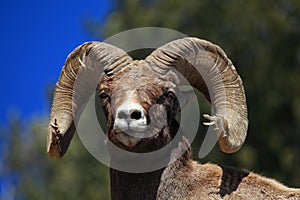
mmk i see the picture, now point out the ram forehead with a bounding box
[100,61,180,96]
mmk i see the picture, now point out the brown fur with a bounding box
[157,156,300,200]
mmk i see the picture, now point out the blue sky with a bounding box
[0,0,112,126]
[0,1,112,198]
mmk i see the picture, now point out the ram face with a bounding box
[98,61,181,153]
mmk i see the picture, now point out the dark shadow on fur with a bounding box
[219,166,250,197]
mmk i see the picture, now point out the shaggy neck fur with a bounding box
[109,138,192,200]
[110,168,164,200]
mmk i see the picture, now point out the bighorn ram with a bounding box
[47,37,300,199]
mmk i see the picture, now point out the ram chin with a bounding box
[114,131,142,147]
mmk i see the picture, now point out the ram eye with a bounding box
[99,92,110,100]
[166,91,176,99]
[157,91,176,104]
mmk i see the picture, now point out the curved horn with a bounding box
[47,42,132,159]
[146,37,248,153]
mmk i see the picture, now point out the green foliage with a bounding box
[4,118,110,199]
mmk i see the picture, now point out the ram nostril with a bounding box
[117,111,127,119]
[130,110,142,120]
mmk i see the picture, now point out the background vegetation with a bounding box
[3,0,300,199]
